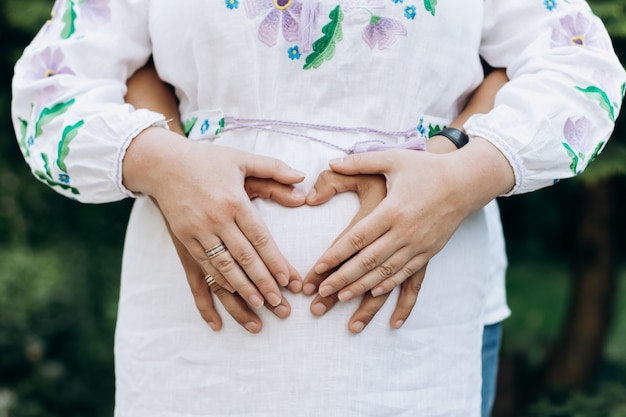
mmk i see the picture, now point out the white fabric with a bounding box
[11,0,624,415]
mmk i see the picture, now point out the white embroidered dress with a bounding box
[11,0,624,415]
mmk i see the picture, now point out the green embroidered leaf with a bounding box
[621,82,626,99]
[575,85,615,122]
[18,118,30,157]
[428,124,444,138]
[303,6,344,70]
[424,0,437,16]
[182,117,198,137]
[215,118,225,136]
[562,142,579,174]
[588,141,605,166]
[35,98,76,138]
[60,0,77,39]
[41,152,53,180]
[34,170,80,194]
[57,120,84,172]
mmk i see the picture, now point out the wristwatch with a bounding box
[434,127,469,149]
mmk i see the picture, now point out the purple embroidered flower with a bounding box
[563,116,594,154]
[404,5,416,19]
[288,45,301,59]
[244,0,303,47]
[26,47,75,81]
[362,16,407,50]
[77,0,111,27]
[551,12,610,50]
[544,0,556,10]
[226,0,240,9]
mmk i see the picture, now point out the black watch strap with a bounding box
[434,127,469,149]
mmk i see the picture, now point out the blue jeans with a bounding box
[481,323,502,417]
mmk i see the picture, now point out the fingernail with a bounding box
[249,294,264,308]
[338,290,354,302]
[208,322,219,331]
[351,321,365,333]
[393,320,405,329]
[244,321,260,333]
[291,168,306,178]
[288,280,303,293]
[318,285,333,298]
[303,283,317,295]
[267,292,282,307]
[291,188,305,199]
[311,303,327,316]
[371,287,384,297]
[274,305,290,318]
[276,272,289,287]
[329,158,343,166]
[306,188,317,199]
[314,263,328,274]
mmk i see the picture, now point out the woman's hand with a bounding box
[303,170,423,333]
[308,138,514,303]
[123,127,306,310]
[152,176,306,333]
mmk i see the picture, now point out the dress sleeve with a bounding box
[463,0,626,195]
[11,0,166,203]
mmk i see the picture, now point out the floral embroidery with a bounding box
[404,5,416,20]
[226,0,240,9]
[39,0,111,40]
[362,15,406,50]
[244,0,303,47]
[561,116,601,174]
[34,119,84,195]
[242,1,431,68]
[303,6,344,69]
[575,70,622,122]
[288,45,301,59]
[423,0,437,16]
[182,117,198,137]
[27,47,75,81]
[200,119,210,134]
[550,12,610,50]
[78,0,111,26]
[17,96,83,194]
[544,0,556,11]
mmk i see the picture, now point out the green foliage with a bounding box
[0,245,120,417]
[528,381,626,417]
[588,0,626,38]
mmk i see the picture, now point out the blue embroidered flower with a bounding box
[200,119,210,134]
[416,117,427,137]
[392,0,403,3]
[544,0,556,10]
[58,173,70,184]
[404,5,416,20]
[288,45,301,60]
[226,0,239,9]
[27,136,35,147]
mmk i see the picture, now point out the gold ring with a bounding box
[205,274,217,287]
[205,242,227,259]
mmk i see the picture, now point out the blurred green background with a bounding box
[1,1,626,416]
